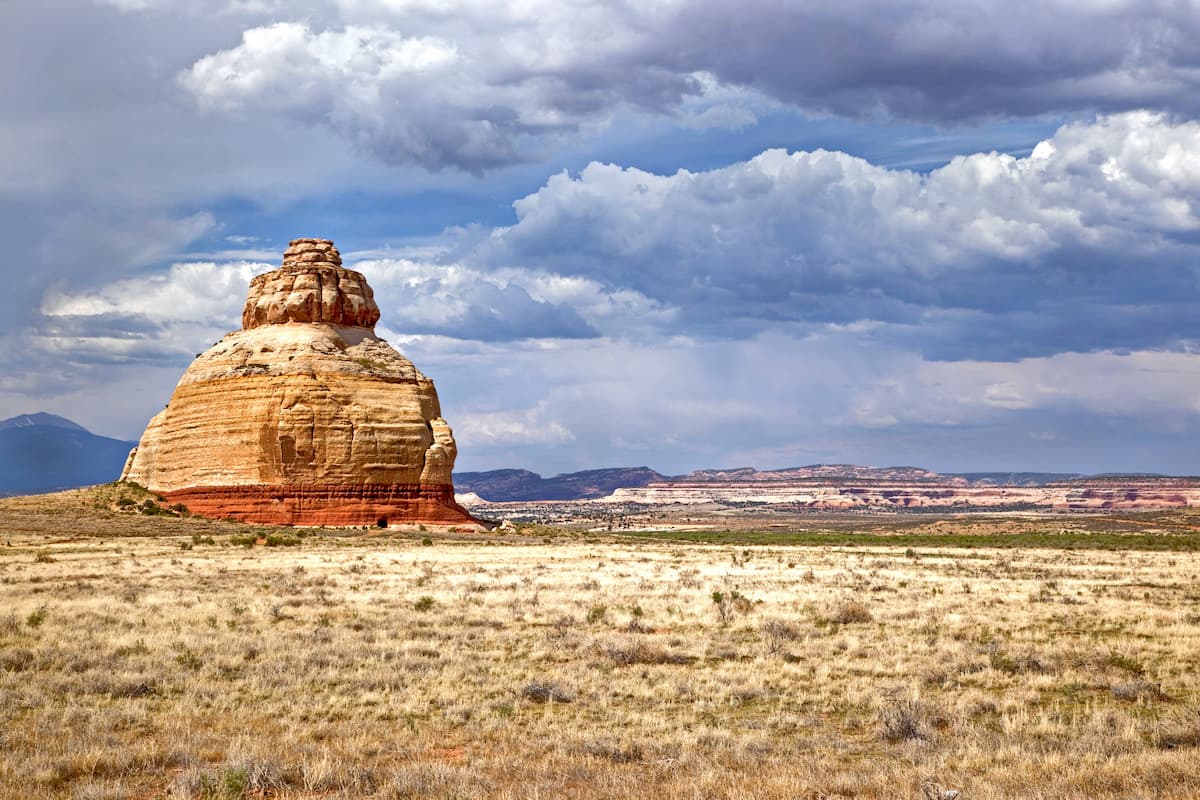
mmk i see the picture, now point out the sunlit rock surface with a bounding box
[122,238,480,528]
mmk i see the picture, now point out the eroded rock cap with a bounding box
[242,238,381,330]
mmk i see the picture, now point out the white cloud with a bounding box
[41,261,265,325]
[454,402,574,447]
[180,19,643,171]
[466,112,1200,358]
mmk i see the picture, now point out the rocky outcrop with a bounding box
[242,239,381,330]
[121,238,481,528]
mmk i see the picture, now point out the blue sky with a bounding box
[4,0,1200,475]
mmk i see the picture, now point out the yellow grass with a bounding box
[1,496,1199,798]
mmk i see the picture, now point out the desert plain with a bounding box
[2,484,1200,799]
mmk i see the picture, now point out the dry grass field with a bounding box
[2,487,1200,799]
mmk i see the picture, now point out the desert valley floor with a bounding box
[2,486,1200,799]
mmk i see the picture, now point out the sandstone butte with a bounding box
[121,238,483,529]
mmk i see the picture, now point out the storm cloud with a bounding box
[180,0,1200,171]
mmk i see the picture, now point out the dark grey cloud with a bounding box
[667,0,1200,122]
[175,1,1200,172]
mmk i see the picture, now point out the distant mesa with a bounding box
[121,238,481,528]
[454,464,1200,511]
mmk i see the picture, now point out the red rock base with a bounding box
[161,483,485,528]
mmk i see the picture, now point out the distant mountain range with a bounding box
[0,413,135,496]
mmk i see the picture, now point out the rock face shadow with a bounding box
[121,237,483,529]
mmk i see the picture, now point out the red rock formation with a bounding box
[122,238,483,529]
[164,484,470,527]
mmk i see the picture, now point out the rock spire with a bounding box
[120,238,480,528]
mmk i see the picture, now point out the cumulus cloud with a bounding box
[180,17,689,171]
[454,402,575,447]
[176,0,1200,171]
[470,112,1200,359]
[358,259,602,340]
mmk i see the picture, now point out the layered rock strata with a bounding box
[122,238,479,528]
[601,479,1200,511]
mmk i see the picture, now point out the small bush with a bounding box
[603,639,694,666]
[109,679,157,699]
[33,552,55,564]
[1156,707,1200,749]
[1112,680,1169,702]
[880,698,931,742]
[26,607,47,629]
[139,499,170,516]
[985,646,1048,675]
[712,589,751,624]
[586,605,608,624]
[229,535,256,549]
[521,681,573,703]
[174,646,203,671]
[1105,650,1146,675]
[825,599,873,625]
[182,760,284,800]
[0,647,35,672]
[580,739,644,763]
[761,618,802,653]
[414,596,436,612]
[421,537,433,546]
[264,533,300,547]
[113,640,150,658]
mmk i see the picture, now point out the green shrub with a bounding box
[711,589,751,623]
[414,596,436,612]
[196,766,249,800]
[1106,650,1146,675]
[264,533,300,547]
